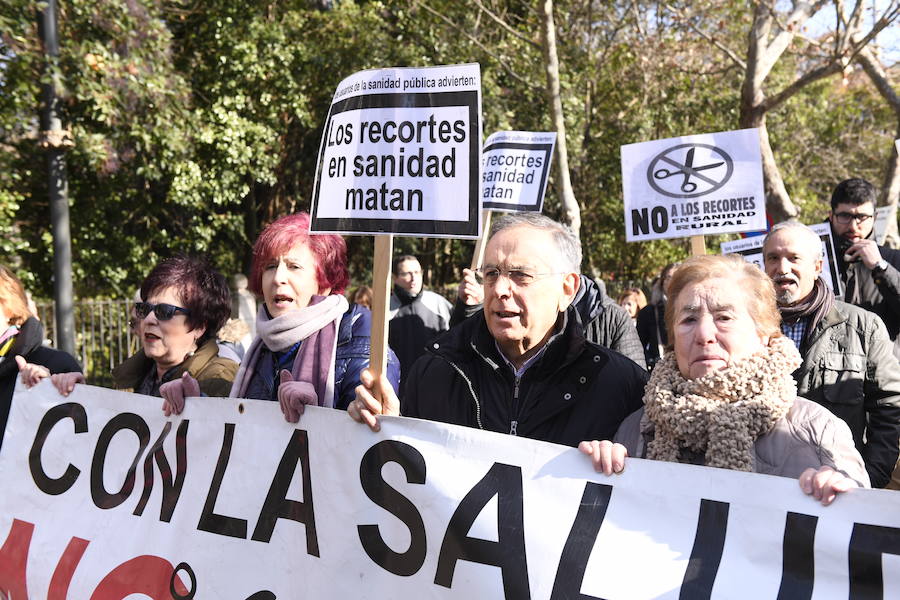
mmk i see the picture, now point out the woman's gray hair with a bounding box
[488,212,582,273]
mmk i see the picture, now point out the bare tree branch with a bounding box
[662,3,747,69]
[469,0,540,49]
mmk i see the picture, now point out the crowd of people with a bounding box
[3,177,899,505]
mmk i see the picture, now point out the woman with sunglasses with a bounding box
[52,255,237,399]
[158,212,399,422]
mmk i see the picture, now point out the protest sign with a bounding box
[719,223,842,296]
[310,63,482,239]
[622,128,767,242]
[3,382,900,599]
[481,131,556,212]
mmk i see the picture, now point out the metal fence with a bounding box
[34,300,139,387]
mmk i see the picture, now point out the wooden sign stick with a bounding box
[690,235,707,256]
[369,234,394,378]
[469,210,493,270]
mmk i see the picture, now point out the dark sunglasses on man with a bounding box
[134,301,191,321]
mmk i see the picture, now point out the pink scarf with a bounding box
[230,294,349,407]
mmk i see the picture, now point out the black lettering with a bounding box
[776,512,817,600]
[134,420,189,523]
[550,482,613,600]
[631,208,650,236]
[197,423,248,539]
[434,463,529,599]
[453,120,466,142]
[438,120,452,143]
[90,413,151,509]
[357,440,427,577]
[29,402,87,496]
[651,206,668,233]
[251,430,319,557]
[679,499,729,600]
[848,523,900,599]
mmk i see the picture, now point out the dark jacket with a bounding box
[335,304,401,410]
[389,287,451,397]
[792,300,900,488]
[402,306,647,448]
[112,338,238,398]
[832,223,900,342]
[0,317,81,450]
[450,275,647,370]
[636,302,667,370]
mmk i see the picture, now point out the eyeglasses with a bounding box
[833,212,873,225]
[134,301,191,321]
[475,267,561,287]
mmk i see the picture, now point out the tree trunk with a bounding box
[740,111,797,223]
[856,47,900,248]
[539,0,581,239]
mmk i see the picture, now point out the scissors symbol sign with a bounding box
[647,143,733,198]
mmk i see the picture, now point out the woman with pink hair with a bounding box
[161,212,399,421]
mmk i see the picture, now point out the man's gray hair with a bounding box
[488,212,582,273]
[763,220,822,259]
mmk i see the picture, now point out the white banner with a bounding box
[875,205,891,245]
[310,64,482,239]
[622,128,767,241]
[720,223,842,296]
[2,382,900,599]
[481,131,556,213]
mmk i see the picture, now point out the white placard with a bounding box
[720,223,842,296]
[310,64,482,238]
[481,131,556,212]
[2,382,900,599]
[875,205,892,245]
[622,128,767,241]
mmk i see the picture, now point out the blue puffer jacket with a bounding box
[334,303,401,410]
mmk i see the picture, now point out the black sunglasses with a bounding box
[134,301,191,321]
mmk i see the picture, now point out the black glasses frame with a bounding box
[833,212,874,225]
[134,301,191,321]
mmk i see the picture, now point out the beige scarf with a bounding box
[641,336,802,471]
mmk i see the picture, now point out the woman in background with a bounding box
[617,287,647,325]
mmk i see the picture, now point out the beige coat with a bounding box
[614,398,870,487]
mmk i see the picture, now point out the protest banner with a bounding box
[308,63,482,380]
[720,223,842,296]
[621,128,767,245]
[3,382,900,599]
[481,131,556,213]
[310,63,482,239]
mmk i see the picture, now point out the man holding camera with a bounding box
[828,178,900,358]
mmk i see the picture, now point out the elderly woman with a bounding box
[0,266,81,449]
[53,256,237,400]
[617,287,647,325]
[581,254,869,506]
[162,212,400,421]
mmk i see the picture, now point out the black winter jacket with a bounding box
[403,306,647,448]
[0,318,81,451]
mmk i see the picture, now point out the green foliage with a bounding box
[0,0,896,299]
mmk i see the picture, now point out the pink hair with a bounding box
[249,212,350,297]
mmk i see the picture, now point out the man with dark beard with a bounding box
[762,221,900,488]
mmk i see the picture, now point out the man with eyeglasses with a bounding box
[350,213,647,453]
[828,178,900,357]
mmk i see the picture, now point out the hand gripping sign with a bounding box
[621,128,767,245]
[310,64,482,377]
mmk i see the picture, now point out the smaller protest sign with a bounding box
[310,63,482,239]
[622,128,766,242]
[481,131,555,212]
[875,205,892,245]
[720,223,842,295]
